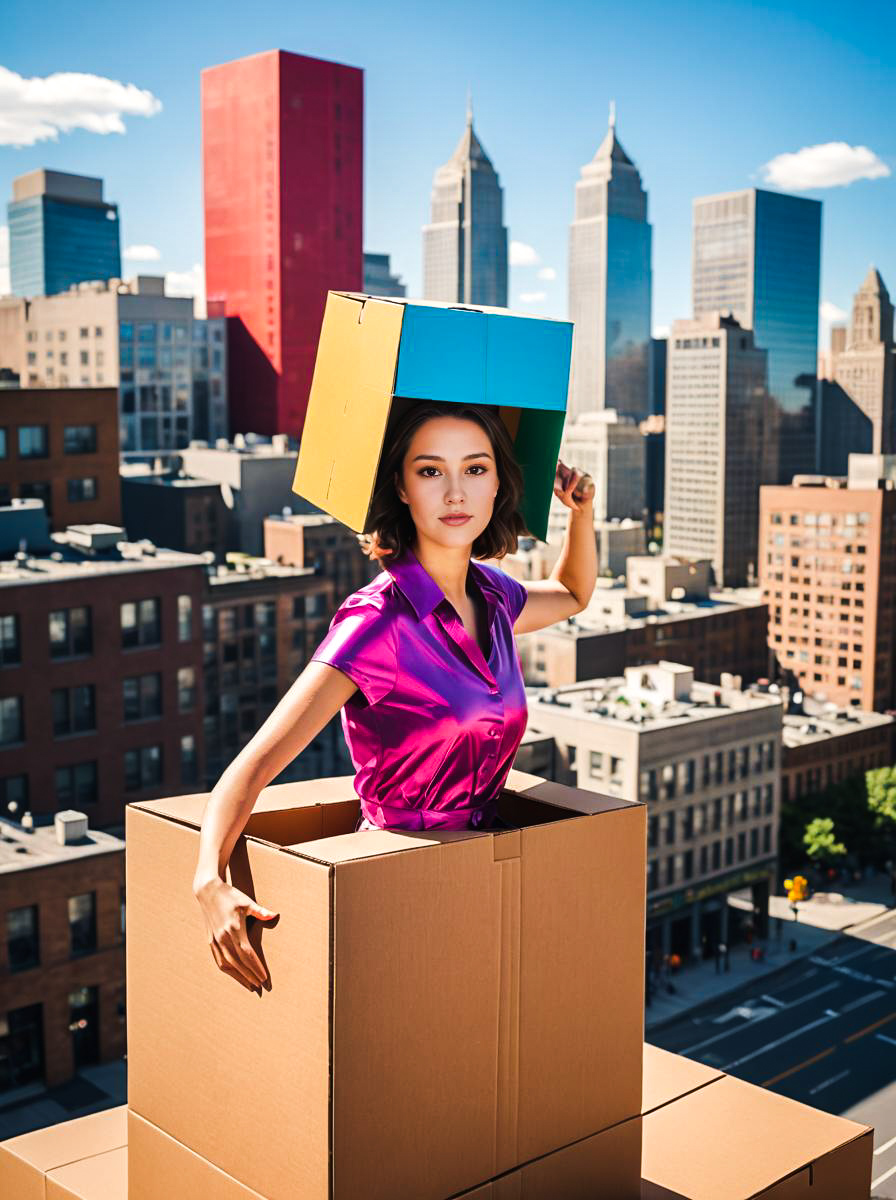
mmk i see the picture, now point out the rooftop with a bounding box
[0,814,124,874]
[0,524,205,587]
[780,706,894,748]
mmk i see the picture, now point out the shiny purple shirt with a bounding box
[310,546,529,831]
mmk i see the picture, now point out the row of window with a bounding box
[646,789,775,847]
[769,511,871,527]
[0,737,197,810]
[647,824,773,890]
[7,891,100,971]
[26,327,103,343]
[2,424,98,459]
[635,743,776,800]
[0,597,194,666]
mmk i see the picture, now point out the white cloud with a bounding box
[519,291,546,304]
[652,324,670,339]
[164,263,206,319]
[0,225,8,295]
[820,301,847,324]
[760,142,890,191]
[0,65,162,147]
[509,241,540,267]
[536,266,557,281]
[123,244,161,261]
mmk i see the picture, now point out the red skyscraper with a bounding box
[201,49,363,438]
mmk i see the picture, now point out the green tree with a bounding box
[866,765,896,863]
[803,816,846,872]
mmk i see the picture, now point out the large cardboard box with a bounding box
[0,1105,126,1200]
[640,1068,873,1199]
[125,770,646,1200]
[291,292,574,541]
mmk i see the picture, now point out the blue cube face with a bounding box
[393,303,571,412]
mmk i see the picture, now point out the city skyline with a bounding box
[0,0,893,345]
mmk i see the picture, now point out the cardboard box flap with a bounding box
[283,827,489,866]
[640,1072,873,1199]
[641,1044,723,1114]
[46,1145,127,1200]
[130,777,359,832]
[503,770,642,816]
[0,1105,127,1171]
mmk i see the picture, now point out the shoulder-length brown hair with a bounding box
[358,401,529,564]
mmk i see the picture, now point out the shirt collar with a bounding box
[386,545,503,622]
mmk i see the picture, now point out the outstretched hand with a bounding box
[554,459,594,513]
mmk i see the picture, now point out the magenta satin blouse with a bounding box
[310,546,529,831]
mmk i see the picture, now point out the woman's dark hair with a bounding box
[359,401,528,563]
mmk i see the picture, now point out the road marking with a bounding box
[680,982,841,1056]
[808,1068,850,1095]
[844,1012,896,1044]
[840,989,885,1013]
[722,1013,836,1071]
[875,1132,896,1156]
[873,1162,896,1190]
[762,1046,835,1087]
[876,1033,896,1048]
[759,993,787,1008]
[820,942,879,966]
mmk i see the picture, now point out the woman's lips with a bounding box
[439,515,472,524]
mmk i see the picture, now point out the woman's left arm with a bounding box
[512,461,598,635]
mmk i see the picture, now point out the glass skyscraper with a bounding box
[567,112,652,421]
[692,188,821,484]
[8,169,121,298]
[422,103,508,307]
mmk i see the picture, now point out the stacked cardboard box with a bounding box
[0,1042,873,1197]
[124,770,648,1198]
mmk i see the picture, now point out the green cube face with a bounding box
[292,293,573,541]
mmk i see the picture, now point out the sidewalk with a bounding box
[0,1059,127,1142]
[645,870,895,1032]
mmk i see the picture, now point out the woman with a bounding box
[193,401,596,993]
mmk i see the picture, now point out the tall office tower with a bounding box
[7,170,121,298]
[833,268,895,452]
[422,102,508,306]
[363,252,406,297]
[567,108,652,422]
[759,454,896,712]
[554,410,645,527]
[692,188,821,484]
[664,314,772,588]
[202,49,363,439]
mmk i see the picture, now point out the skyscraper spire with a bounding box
[467,88,473,128]
[608,99,616,129]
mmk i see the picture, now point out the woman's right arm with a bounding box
[192,660,358,990]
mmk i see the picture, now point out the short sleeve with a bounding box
[489,566,528,624]
[310,600,397,706]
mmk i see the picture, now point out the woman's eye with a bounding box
[468,465,487,475]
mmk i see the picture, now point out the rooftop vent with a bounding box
[55,810,89,845]
[66,524,125,553]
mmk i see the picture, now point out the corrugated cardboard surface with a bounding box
[640,1045,723,1114]
[640,1072,873,1199]
[0,1105,126,1200]
[128,1110,267,1199]
[45,1145,127,1200]
[126,777,646,1200]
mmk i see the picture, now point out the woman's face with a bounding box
[395,415,500,550]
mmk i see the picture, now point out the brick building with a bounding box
[0,811,125,1096]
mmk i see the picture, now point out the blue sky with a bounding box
[2,0,894,345]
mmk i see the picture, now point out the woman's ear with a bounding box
[394,470,408,505]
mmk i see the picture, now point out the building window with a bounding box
[664,811,676,845]
[712,840,721,870]
[737,831,747,861]
[181,734,198,786]
[682,849,693,880]
[124,744,163,792]
[177,594,192,642]
[646,860,658,892]
[647,815,659,848]
[52,685,96,736]
[123,673,162,722]
[0,696,24,745]
[0,429,6,459]
[6,905,40,972]
[67,477,98,502]
[0,614,21,666]
[177,666,195,712]
[750,827,759,857]
[19,481,52,517]
[69,892,97,956]
[725,837,734,866]
[121,598,161,648]
[662,762,676,800]
[55,761,98,806]
[63,425,97,455]
[18,425,49,458]
[254,600,276,629]
[79,327,89,339]
[49,607,92,658]
[0,773,28,817]
[763,824,772,853]
[589,751,604,777]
